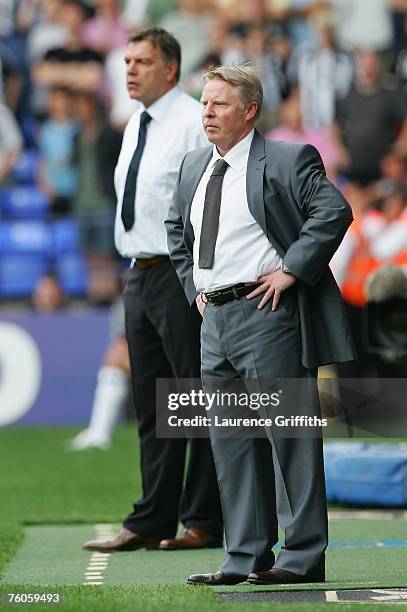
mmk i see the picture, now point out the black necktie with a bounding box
[121,110,152,232]
[198,158,229,269]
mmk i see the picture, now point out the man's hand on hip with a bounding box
[246,269,296,311]
[196,293,206,317]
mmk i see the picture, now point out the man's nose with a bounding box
[127,60,137,74]
[203,103,215,117]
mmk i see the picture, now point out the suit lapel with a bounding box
[246,130,267,235]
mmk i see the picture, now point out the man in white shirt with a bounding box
[0,101,23,181]
[83,28,222,553]
[166,65,355,585]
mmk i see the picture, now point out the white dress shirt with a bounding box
[114,85,207,259]
[190,129,282,293]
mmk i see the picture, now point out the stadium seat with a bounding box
[10,149,39,184]
[52,219,82,255]
[0,254,48,297]
[20,115,39,148]
[56,253,88,296]
[0,220,52,258]
[0,185,50,218]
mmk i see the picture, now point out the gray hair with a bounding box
[202,65,263,121]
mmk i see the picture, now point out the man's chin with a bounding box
[205,131,219,145]
[127,87,141,101]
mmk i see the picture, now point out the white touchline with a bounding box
[89,560,109,564]
[328,510,407,520]
[83,572,105,585]
[83,524,117,586]
[325,591,339,602]
[88,561,109,564]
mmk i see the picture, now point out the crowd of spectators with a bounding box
[0,0,406,316]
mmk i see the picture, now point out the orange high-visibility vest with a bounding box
[341,215,381,308]
[390,212,407,269]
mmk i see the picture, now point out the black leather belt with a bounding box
[203,283,257,305]
[135,256,169,269]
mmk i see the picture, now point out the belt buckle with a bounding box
[204,290,220,304]
[205,285,238,304]
[232,286,240,299]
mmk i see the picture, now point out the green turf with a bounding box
[0,426,140,524]
[328,517,407,541]
[2,522,407,590]
[1,426,407,611]
[0,427,138,573]
[1,584,406,612]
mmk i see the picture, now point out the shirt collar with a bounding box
[210,129,255,173]
[142,85,182,123]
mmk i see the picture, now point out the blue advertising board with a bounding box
[0,309,109,426]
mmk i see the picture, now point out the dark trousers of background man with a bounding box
[123,259,223,540]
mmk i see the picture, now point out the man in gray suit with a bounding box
[165,65,355,586]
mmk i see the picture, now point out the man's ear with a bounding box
[165,60,178,84]
[246,101,258,121]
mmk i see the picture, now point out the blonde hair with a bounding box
[202,65,263,121]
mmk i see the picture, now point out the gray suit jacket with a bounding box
[165,130,356,368]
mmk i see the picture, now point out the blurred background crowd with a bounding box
[0,0,406,316]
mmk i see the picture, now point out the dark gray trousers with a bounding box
[201,287,328,577]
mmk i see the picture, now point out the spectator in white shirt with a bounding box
[331,0,394,52]
[0,101,23,182]
[288,8,353,129]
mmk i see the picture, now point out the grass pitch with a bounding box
[0,426,406,611]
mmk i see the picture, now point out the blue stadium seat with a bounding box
[10,149,39,184]
[56,253,88,296]
[52,219,81,255]
[0,220,52,258]
[21,115,39,149]
[0,185,50,218]
[0,254,48,297]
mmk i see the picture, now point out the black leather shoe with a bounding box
[83,528,160,552]
[187,571,247,586]
[248,568,325,585]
